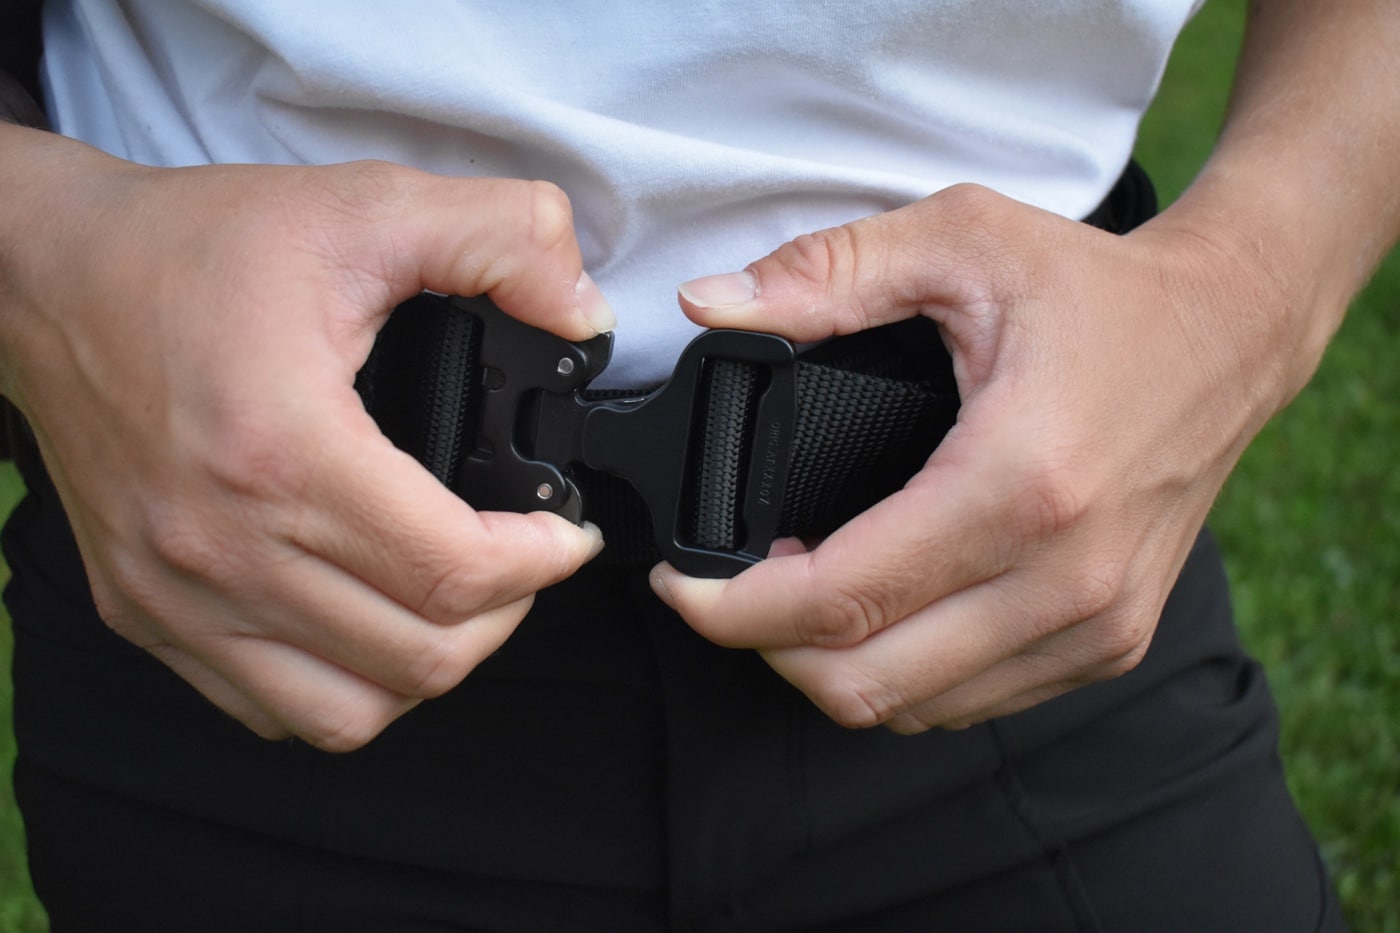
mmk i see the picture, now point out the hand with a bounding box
[651,183,1296,732]
[0,127,614,750]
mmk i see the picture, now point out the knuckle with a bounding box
[300,704,390,754]
[415,564,489,623]
[924,183,1027,299]
[335,159,417,212]
[144,503,237,583]
[399,606,522,698]
[1092,612,1155,677]
[90,581,143,638]
[888,718,926,735]
[1018,561,1126,644]
[810,663,907,729]
[804,583,886,646]
[1062,562,1124,624]
[201,414,313,504]
[303,160,420,235]
[1098,643,1149,681]
[886,711,939,735]
[931,182,1009,233]
[777,228,847,285]
[400,640,466,699]
[1013,463,1094,541]
[768,226,873,330]
[526,180,575,254]
[526,519,591,583]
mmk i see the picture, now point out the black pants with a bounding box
[3,162,1344,932]
[6,444,1346,933]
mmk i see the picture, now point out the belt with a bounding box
[357,297,957,577]
[356,164,1155,577]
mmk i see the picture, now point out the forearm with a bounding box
[0,68,48,454]
[0,121,141,413]
[0,63,68,409]
[1149,0,1400,410]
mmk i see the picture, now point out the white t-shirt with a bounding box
[42,0,1204,384]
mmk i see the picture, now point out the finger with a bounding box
[142,642,293,741]
[884,588,1162,732]
[145,630,421,751]
[757,569,1150,731]
[890,682,1080,735]
[881,649,1117,734]
[651,413,1030,650]
[675,184,1039,341]
[358,168,616,340]
[211,400,603,626]
[211,544,536,700]
[131,599,422,752]
[194,634,422,752]
[884,632,1150,735]
[753,599,995,731]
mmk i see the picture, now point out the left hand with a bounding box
[650,184,1293,732]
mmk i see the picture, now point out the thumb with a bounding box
[676,185,1029,341]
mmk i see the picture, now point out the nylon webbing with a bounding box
[668,331,959,558]
[357,304,959,565]
[355,300,483,487]
[683,359,763,551]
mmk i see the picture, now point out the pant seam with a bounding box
[988,719,1104,933]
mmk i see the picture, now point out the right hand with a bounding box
[0,125,613,750]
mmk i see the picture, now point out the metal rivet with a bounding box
[556,357,575,376]
[536,483,554,501]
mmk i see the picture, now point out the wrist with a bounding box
[0,125,138,407]
[1134,167,1352,421]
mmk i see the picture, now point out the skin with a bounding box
[0,133,614,751]
[653,0,1400,732]
[1,0,1395,751]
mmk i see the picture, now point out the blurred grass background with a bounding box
[1,0,1396,929]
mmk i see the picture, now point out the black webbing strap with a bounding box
[356,301,957,569]
[614,318,956,564]
[684,330,958,550]
[355,301,485,487]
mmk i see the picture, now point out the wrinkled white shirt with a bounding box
[43,0,1204,383]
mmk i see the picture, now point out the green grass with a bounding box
[2,1,1397,929]
[0,465,42,933]
[1138,2,1400,929]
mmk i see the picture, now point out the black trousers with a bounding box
[4,162,1344,932]
[5,440,1346,933]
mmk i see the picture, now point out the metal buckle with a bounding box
[450,295,796,578]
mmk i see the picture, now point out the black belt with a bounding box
[357,297,958,577]
[357,164,1156,577]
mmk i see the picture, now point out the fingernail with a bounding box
[679,270,759,309]
[649,565,676,608]
[582,521,606,561]
[575,270,617,334]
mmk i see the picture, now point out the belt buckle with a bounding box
[559,328,797,579]
[433,296,796,578]
[403,295,800,574]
